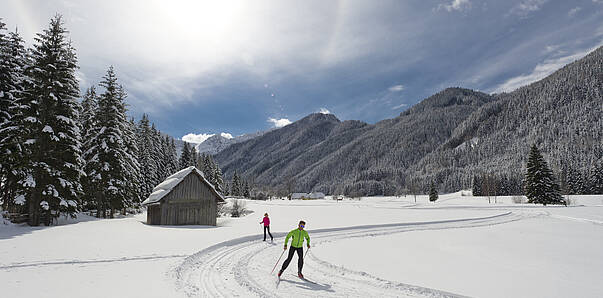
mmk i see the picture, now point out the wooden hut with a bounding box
[142,166,225,225]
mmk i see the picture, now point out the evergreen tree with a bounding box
[164,135,178,176]
[151,124,166,183]
[429,182,438,202]
[471,174,482,196]
[179,142,194,170]
[243,180,250,198]
[137,114,157,200]
[122,116,142,211]
[232,171,241,196]
[79,87,98,133]
[524,145,563,205]
[84,66,131,218]
[21,15,83,225]
[587,162,603,194]
[79,86,98,211]
[203,154,213,179]
[214,165,224,193]
[223,181,230,196]
[0,24,28,210]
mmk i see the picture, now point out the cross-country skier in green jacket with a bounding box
[278,220,310,278]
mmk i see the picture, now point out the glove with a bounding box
[283,245,287,250]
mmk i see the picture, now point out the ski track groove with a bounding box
[173,211,530,298]
[0,254,187,270]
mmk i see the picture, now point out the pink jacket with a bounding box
[262,217,270,226]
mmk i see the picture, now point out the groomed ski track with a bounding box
[172,211,529,298]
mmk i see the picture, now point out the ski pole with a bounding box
[271,249,286,274]
[303,247,310,260]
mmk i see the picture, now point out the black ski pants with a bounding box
[280,246,304,273]
[264,226,273,241]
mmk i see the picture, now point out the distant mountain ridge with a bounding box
[215,88,495,194]
[214,46,602,195]
[195,130,268,155]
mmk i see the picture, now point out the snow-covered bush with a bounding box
[230,199,247,217]
[216,202,227,217]
[563,196,575,206]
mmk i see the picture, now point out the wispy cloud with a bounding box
[388,84,404,92]
[182,131,234,143]
[568,7,581,17]
[493,45,598,93]
[182,133,215,144]
[319,108,331,114]
[508,0,548,17]
[268,118,292,128]
[438,0,472,12]
[543,44,561,54]
[391,103,408,110]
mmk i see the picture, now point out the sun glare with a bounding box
[153,1,246,43]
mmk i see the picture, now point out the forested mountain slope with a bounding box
[215,89,494,194]
[215,46,601,195]
[410,45,603,192]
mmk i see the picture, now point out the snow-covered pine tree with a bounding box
[167,136,178,175]
[21,15,83,225]
[179,142,194,170]
[202,154,212,179]
[429,182,438,202]
[232,171,241,196]
[84,66,131,218]
[214,164,224,194]
[524,144,563,205]
[243,180,250,198]
[590,162,603,194]
[137,114,157,200]
[0,23,28,211]
[150,124,166,184]
[79,87,98,136]
[223,181,230,196]
[157,133,171,181]
[163,135,178,177]
[79,86,99,211]
[192,149,200,169]
[0,21,11,198]
[122,116,142,211]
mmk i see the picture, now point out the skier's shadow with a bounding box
[280,278,334,292]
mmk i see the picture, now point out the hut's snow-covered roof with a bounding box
[142,166,225,205]
[309,192,325,199]
[291,193,308,199]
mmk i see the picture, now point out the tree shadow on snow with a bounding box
[0,213,100,240]
[0,223,46,240]
[138,220,219,230]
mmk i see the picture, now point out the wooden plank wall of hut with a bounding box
[159,173,217,225]
[147,204,161,225]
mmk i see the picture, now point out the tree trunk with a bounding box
[28,190,40,226]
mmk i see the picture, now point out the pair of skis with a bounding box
[272,247,312,285]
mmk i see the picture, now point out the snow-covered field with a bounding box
[1,193,602,297]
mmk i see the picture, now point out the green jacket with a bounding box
[285,228,310,248]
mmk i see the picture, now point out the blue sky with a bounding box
[2,0,602,142]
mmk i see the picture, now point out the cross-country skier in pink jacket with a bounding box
[260,213,273,241]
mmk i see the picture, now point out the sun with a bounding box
[152,0,247,43]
